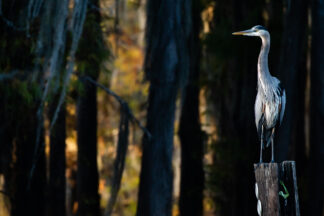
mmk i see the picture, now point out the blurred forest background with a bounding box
[0,0,323,216]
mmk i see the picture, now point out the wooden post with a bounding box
[254,163,280,215]
[254,161,300,216]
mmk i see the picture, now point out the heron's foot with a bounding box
[270,159,275,163]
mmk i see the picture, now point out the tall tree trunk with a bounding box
[207,0,264,215]
[11,104,46,216]
[308,0,324,215]
[274,4,309,212]
[136,0,191,215]
[0,89,13,194]
[137,84,178,216]
[0,94,46,216]
[49,98,66,216]
[265,0,283,74]
[178,0,204,215]
[76,0,103,215]
[76,78,100,216]
[275,0,308,162]
[0,1,46,215]
[265,0,309,213]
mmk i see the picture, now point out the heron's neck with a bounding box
[258,35,271,89]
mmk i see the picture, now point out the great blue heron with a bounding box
[232,25,286,163]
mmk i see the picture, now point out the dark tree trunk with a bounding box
[0,1,46,215]
[308,0,324,215]
[267,0,308,213]
[0,95,46,216]
[137,0,191,215]
[293,51,308,215]
[49,98,66,216]
[275,0,308,162]
[265,0,283,74]
[207,0,264,215]
[178,0,204,215]
[0,91,13,190]
[76,0,103,215]
[11,105,46,216]
[137,84,178,216]
[76,79,100,216]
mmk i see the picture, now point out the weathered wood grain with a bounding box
[279,161,300,216]
[254,161,300,216]
[254,163,280,216]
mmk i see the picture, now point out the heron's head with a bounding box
[232,25,269,37]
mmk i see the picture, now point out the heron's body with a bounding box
[233,25,286,162]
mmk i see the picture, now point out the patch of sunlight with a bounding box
[172,202,179,216]
[0,175,10,216]
[201,2,215,33]
[66,135,77,153]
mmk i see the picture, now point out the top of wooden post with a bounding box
[254,161,300,216]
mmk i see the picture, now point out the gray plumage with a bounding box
[233,25,286,163]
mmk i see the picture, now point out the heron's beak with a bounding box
[232,29,254,36]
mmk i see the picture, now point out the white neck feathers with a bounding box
[257,33,272,90]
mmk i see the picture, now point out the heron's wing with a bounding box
[255,94,272,145]
[255,92,262,128]
[279,89,286,125]
[255,92,264,137]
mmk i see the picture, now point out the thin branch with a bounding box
[80,75,152,140]
[0,70,18,81]
[0,0,43,35]
[0,190,13,201]
[114,0,120,55]
[50,0,88,131]
[105,108,129,216]
[79,74,151,215]
[0,0,28,32]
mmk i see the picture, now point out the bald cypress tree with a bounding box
[275,0,308,162]
[206,0,263,215]
[270,2,309,214]
[136,0,191,215]
[0,1,46,215]
[308,0,324,215]
[49,98,66,216]
[178,0,204,215]
[75,0,105,215]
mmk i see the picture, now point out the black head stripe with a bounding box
[253,25,267,31]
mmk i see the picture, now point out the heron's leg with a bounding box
[260,125,264,163]
[271,128,276,163]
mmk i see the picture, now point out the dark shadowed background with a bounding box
[0,0,323,216]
